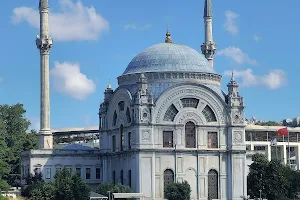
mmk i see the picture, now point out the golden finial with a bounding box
[165,25,172,43]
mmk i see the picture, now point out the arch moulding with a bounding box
[153,85,226,125]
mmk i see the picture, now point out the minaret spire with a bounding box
[201,0,217,68]
[36,0,53,149]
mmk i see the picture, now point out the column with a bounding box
[267,144,271,161]
[297,145,300,170]
[283,144,287,164]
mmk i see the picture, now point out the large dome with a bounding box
[123,43,215,75]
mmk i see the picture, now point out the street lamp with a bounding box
[108,191,111,200]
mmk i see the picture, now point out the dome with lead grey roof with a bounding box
[123,42,216,75]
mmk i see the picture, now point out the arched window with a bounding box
[202,105,217,122]
[120,125,124,151]
[113,110,117,126]
[185,122,196,148]
[126,107,131,123]
[118,101,125,111]
[163,104,179,122]
[208,169,218,200]
[164,169,174,186]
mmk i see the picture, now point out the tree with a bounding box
[164,181,191,200]
[28,183,55,200]
[25,170,44,185]
[72,174,91,200]
[54,168,90,200]
[23,169,91,200]
[248,153,300,200]
[0,104,38,187]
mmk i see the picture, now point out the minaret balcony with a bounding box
[36,36,53,52]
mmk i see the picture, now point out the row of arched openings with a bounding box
[164,98,217,123]
[163,169,218,200]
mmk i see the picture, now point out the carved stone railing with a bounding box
[118,72,222,86]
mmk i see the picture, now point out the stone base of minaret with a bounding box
[38,130,53,149]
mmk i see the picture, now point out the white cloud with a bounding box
[253,34,261,41]
[224,69,287,90]
[11,0,109,41]
[0,77,4,83]
[124,24,152,31]
[224,11,239,36]
[217,47,258,65]
[51,62,96,100]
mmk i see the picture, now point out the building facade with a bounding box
[97,0,247,198]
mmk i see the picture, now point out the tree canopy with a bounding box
[0,104,38,189]
[247,153,300,200]
[164,181,191,200]
[23,168,91,200]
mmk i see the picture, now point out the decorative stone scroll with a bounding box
[142,130,150,141]
[233,131,243,143]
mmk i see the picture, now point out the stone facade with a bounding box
[99,70,247,199]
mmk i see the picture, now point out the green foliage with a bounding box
[72,175,91,200]
[248,153,300,200]
[98,182,133,200]
[0,104,38,187]
[25,171,44,186]
[0,196,10,200]
[53,169,75,200]
[27,183,55,200]
[164,181,191,200]
[23,169,91,200]
[259,121,281,126]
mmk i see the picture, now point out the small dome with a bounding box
[123,43,215,75]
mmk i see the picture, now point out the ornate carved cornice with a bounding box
[118,71,222,86]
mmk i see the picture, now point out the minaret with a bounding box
[36,0,53,149]
[201,0,217,68]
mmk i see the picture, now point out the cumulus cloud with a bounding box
[124,24,152,31]
[11,0,109,41]
[217,47,258,65]
[224,69,287,90]
[253,34,261,41]
[51,62,96,100]
[224,11,239,36]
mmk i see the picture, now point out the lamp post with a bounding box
[108,191,111,200]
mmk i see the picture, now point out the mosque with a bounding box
[20,0,300,200]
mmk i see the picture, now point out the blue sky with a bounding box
[0,0,299,130]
